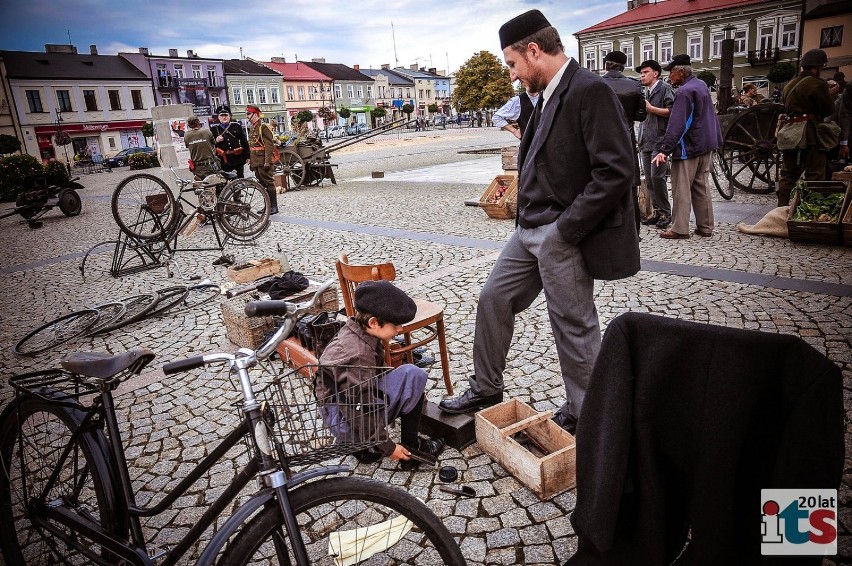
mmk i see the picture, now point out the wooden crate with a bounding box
[227,258,282,284]
[786,181,851,246]
[221,296,276,349]
[479,175,519,219]
[501,146,519,171]
[475,399,576,499]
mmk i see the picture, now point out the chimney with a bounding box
[139,47,149,55]
[169,48,178,57]
[428,67,437,74]
[353,64,359,71]
[381,63,390,70]
[410,64,417,70]
[89,45,98,55]
[45,44,78,54]
[271,56,286,63]
[311,57,326,63]
[187,49,195,58]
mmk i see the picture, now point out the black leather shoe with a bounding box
[640,212,661,226]
[552,411,578,435]
[400,437,445,470]
[268,206,279,215]
[352,447,382,464]
[439,389,503,414]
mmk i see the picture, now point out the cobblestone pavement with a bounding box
[0,127,850,564]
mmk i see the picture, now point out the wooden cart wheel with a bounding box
[280,149,306,188]
[717,103,783,194]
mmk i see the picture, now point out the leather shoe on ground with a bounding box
[400,437,445,470]
[659,230,689,239]
[439,389,503,414]
[694,229,712,237]
[269,206,279,215]
[352,447,383,464]
[656,213,672,228]
[552,411,578,435]
[640,212,661,226]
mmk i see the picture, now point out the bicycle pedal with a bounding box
[148,544,169,560]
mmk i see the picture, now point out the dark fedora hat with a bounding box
[663,54,691,71]
[635,59,662,74]
[603,51,627,65]
[499,9,551,50]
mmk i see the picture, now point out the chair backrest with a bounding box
[335,252,397,316]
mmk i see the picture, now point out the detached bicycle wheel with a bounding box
[90,293,159,335]
[111,174,178,241]
[84,301,128,336]
[216,476,466,565]
[14,309,100,355]
[216,178,271,240]
[711,150,734,200]
[170,283,220,315]
[146,285,190,318]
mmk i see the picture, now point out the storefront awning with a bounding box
[34,120,147,135]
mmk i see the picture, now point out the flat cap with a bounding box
[355,281,417,325]
[603,51,627,65]
[663,54,691,71]
[635,59,661,74]
[499,9,551,50]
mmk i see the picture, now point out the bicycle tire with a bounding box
[84,301,128,336]
[146,285,191,318]
[14,309,100,356]
[0,394,125,565]
[216,178,271,240]
[90,292,159,336]
[216,476,466,565]
[711,150,734,200]
[111,173,178,241]
[170,283,220,314]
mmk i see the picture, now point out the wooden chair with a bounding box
[335,252,453,395]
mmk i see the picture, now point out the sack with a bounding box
[816,120,842,151]
[637,178,654,220]
[776,121,807,151]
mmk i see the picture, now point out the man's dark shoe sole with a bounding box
[438,391,503,414]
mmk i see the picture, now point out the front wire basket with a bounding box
[251,364,392,468]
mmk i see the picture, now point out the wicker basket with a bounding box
[480,175,519,219]
[221,296,276,349]
[786,181,850,246]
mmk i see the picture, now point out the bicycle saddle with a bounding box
[61,348,155,379]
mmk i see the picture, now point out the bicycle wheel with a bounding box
[14,309,100,356]
[146,285,190,318]
[111,173,178,241]
[84,301,128,336]
[216,178,271,240]
[170,283,220,314]
[711,150,734,200]
[90,292,159,335]
[217,476,466,565]
[0,394,125,564]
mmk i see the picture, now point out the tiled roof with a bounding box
[0,50,149,80]
[301,61,374,82]
[575,0,767,34]
[224,58,280,76]
[360,68,414,86]
[261,61,331,81]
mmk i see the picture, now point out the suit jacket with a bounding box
[518,58,640,281]
[602,70,647,186]
[211,121,249,167]
[570,312,843,566]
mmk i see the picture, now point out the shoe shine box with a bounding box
[475,399,576,499]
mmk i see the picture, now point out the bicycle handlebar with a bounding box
[244,279,336,318]
[163,355,205,375]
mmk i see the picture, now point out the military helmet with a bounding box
[800,49,828,68]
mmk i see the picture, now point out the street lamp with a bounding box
[54,108,72,175]
[718,25,736,114]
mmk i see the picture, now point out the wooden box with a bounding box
[479,175,519,219]
[221,296,276,349]
[501,146,519,171]
[227,258,282,284]
[475,399,576,499]
[786,181,851,246]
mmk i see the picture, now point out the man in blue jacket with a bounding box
[653,54,723,239]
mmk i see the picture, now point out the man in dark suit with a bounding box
[439,9,640,433]
[211,105,249,178]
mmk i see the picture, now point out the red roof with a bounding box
[261,61,331,81]
[575,0,766,34]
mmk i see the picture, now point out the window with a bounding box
[56,90,72,112]
[211,94,220,109]
[599,47,611,70]
[347,85,354,98]
[406,88,411,98]
[658,39,673,64]
[156,64,169,86]
[108,90,121,110]
[173,64,184,79]
[397,88,403,98]
[192,64,202,78]
[584,49,595,70]
[688,35,703,60]
[245,85,256,104]
[208,66,217,86]
[161,93,172,105]
[83,89,98,111]
[621,44,634,68]
[298,86,305,100]
[642,43,654,62]
[379,86,385,98]
[270,86,280,104]
[108,137,116,149]
[781,22,798,48]
[820,26,843,48]
[734,29,747,53]
[131,90,144,110]
[335,84,342,99]
[258,87,267,104]
[357,85,364,98]
[287,86,294,101]
[25,90,43,112]
[711,32,724,59]
[426,89,432,98]
[418,89,424,98]
[758,23,775,51]
[367,85,373,98]
[232,87,243,105]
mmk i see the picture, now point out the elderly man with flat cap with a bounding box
[439,9,640,434]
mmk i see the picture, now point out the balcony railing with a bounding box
[157,75,223,89]
[747,48,779,66]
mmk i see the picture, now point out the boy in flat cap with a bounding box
[318,280,444,469]
[440,10,640,436]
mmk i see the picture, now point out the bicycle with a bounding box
[0,281,466,565]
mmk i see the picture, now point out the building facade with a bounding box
[2,45,154,162]
[261,59,334,130]
[359,66,414,122]
[302,60,376,127]
[800,0,852,79]
[575,0,804,96]
[223,58,287,130]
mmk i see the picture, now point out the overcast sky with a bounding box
[2,0,626,72]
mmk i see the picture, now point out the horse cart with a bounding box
[276,118,411,189]
[710,102,785,199]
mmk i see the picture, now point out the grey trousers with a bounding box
[640,150,671,216]
[471,221,600,420]
[670,153,714,235]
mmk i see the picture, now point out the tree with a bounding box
[452,51,513,113]
[696,70,717,90]
[767,62,796,86]
[427,103,439,114]
[141,122,154,145]
[295,110,314,125]
[401,103,414,120]
[370,107,386,126]
[317,106,336,122]
[0,134,22,156]
[338,107,351,120]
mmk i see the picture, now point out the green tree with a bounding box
[317,106,336,121]
[696,70,717,90]
[141,122,154,145]
[452,51,513,113]
[401,103,414,120]
[0,134,22,155]
[338,107,351,120]
[767,62,796,86]
[295,110,314,125]
[427,103,439,114]
[370,107,386,126]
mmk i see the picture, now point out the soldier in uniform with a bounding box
[211,105,249,178]
[777,48,835,207]
[183,115,218,180]
[246,105,279,215]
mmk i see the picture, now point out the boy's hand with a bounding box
[390,444,411,462]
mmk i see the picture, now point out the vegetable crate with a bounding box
[842,199,852,248]
[786,181,851,246]
[479,175,519,219]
